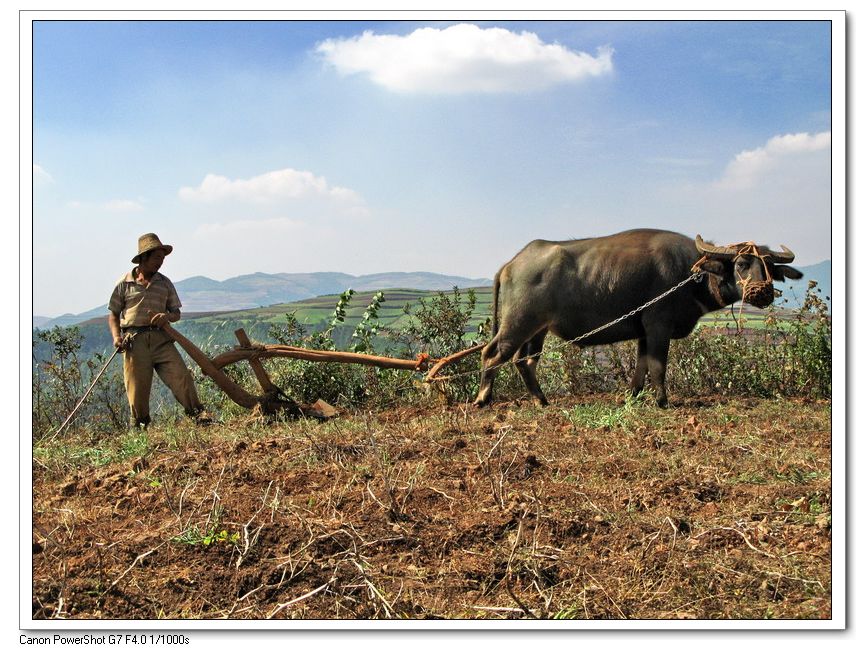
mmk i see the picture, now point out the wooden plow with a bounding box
[161,324,484,418]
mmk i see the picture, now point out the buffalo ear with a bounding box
[772,265,804,282]
[700,259,726,276]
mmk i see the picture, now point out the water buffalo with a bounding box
[473,228,802,408]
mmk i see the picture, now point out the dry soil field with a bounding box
[32,393,832,621]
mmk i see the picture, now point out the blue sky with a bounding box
[31,18,834,316]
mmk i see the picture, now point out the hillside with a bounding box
[35,273,827,364]
[35,271,494,329]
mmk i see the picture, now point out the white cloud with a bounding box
[656,130,831,264]
[715,131,831,190]
[34,164,53,184]
[316,23,614,94]
[178,168,367,217]
[184,171,373,277]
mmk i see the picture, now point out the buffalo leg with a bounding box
[474,333,522,407]
[630,337,648,398]
[474,337,500,407]
[645,334,672,407]
[515,330,548,406]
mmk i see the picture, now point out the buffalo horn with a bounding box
[765,245,795,264]
[695,235,736,259]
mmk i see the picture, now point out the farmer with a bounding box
[108,233,211,428]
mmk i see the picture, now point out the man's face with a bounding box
[140,249,166,274]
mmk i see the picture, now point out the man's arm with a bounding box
[149,310,181,328]
[108,312,125,349]
[152,278,183,328]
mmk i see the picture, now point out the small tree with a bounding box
[33,327,85,436]
[390,287,485,403]
[33,326,129,438]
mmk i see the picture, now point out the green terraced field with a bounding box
[187,287,495,333]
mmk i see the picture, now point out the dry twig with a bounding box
[267,579,336,619]
[101,543,166,598]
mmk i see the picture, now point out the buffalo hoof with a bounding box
[656,397,669,408]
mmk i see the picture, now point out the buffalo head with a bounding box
[695,235,803,308]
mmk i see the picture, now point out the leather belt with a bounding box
[121,325,163,333]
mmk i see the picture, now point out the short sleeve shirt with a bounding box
[108,270,182,328]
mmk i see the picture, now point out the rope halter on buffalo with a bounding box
[730,242,777,308]
[692,238,790,309]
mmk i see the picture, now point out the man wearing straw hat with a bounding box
[108,233,211,428]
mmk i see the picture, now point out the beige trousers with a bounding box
[122,330,202,426]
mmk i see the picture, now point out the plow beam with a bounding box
[160,324,484,415]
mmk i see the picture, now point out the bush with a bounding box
[666,283,830,399]
[387,286,489,404]
[266,286,493,408]
[266,291,394,407]
[32,326,127,439]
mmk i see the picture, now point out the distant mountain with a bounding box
[32,316,52,329]
[177,271,492,311]
[33,271,494,329]
[775,260,832,310]
[34,305,110,329]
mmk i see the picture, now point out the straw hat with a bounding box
[132,233,173,263]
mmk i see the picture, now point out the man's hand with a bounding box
[113,335,130,351]
[150,312,169,328]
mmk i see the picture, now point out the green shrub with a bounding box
[386,286,489,404]
[266,291,385,407]
[32,326,127,439]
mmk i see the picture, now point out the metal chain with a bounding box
[429,270,706,383]
[568,271,705,344]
